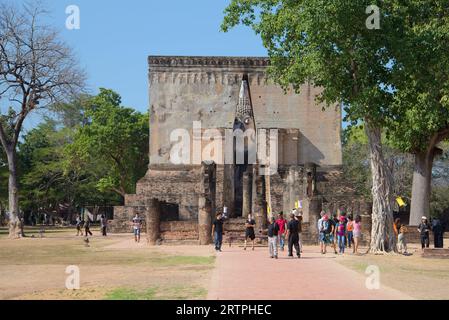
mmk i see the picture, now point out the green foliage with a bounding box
[342,126,371,197]
[18,116,120,216]
[65,89,149,198]
[387,1,449,153]
[343,126,449,213]
[222,0,397,126]
[430,186,449,221]
[15,89,149,217]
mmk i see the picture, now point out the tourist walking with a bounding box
[418,216,431,251]
[394,218,408,254]
[212,213,224,252]
[317,211,326,254]
[75,214,83,236]
[353,215,362,254]
[276,212,288,251]
[286,213,301,258]
[84,218,93,237]
[244,213,256,250]
[336,216,346,254]
[100,214,108,236]
[330,213,338,254]
[132,213,142,243]
[431,218,444,248]
[346,215,354,248]
[267,217,280,259]
[295,211,304,253]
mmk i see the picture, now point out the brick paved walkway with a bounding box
[207,246,412,300]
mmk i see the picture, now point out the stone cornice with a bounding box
[148,56,270,85]
[148,56,270,69]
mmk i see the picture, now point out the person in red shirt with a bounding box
[275,212,288,251]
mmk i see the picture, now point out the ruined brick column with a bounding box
[198,161,216,245]
[253,167,267,232]
[306,196,323,243]
[198,196,212,245]
[146,198,161,245]
[242,170,252,219]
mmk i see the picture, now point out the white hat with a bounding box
[422,216,427,220]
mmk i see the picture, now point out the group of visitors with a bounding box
[415,216,445,251]
[211,210,304,259]
[268,211,303,259]
[318,211,362,255]
[73,206,445,255]
[392,216,446,254]
[75,214,108,237]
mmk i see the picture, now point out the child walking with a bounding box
[394,218,408,254]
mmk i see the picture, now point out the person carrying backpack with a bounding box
[318,213,331,254]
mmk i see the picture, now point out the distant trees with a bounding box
[343,126,449,223]
[12,89,149,224]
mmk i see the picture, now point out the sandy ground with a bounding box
[0,230,215,300]
[1,228,449,300]
[335,242,449,300]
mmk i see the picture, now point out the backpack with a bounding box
[325,220,333,234]
[320,220,330,234]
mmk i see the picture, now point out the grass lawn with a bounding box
[0,227,215,300]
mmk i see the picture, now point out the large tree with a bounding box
[0,147,7,223]
[222,0,407,252]
[0,3,85,237]
[343,125,414,202]
[66,89,149,200]
[387,1,449,225]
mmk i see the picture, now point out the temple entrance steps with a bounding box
[222,218,319,246]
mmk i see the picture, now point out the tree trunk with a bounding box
[365,123,396,253]
[6,149,20,238]
[409,149,435,226]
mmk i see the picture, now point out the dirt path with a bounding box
[207,246,412,300]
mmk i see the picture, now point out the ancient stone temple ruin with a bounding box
[109,56,372,244]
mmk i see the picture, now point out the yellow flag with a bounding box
[396,197,406,207]
[267,206,271,214]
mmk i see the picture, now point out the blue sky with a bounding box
[35,0,265,112]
